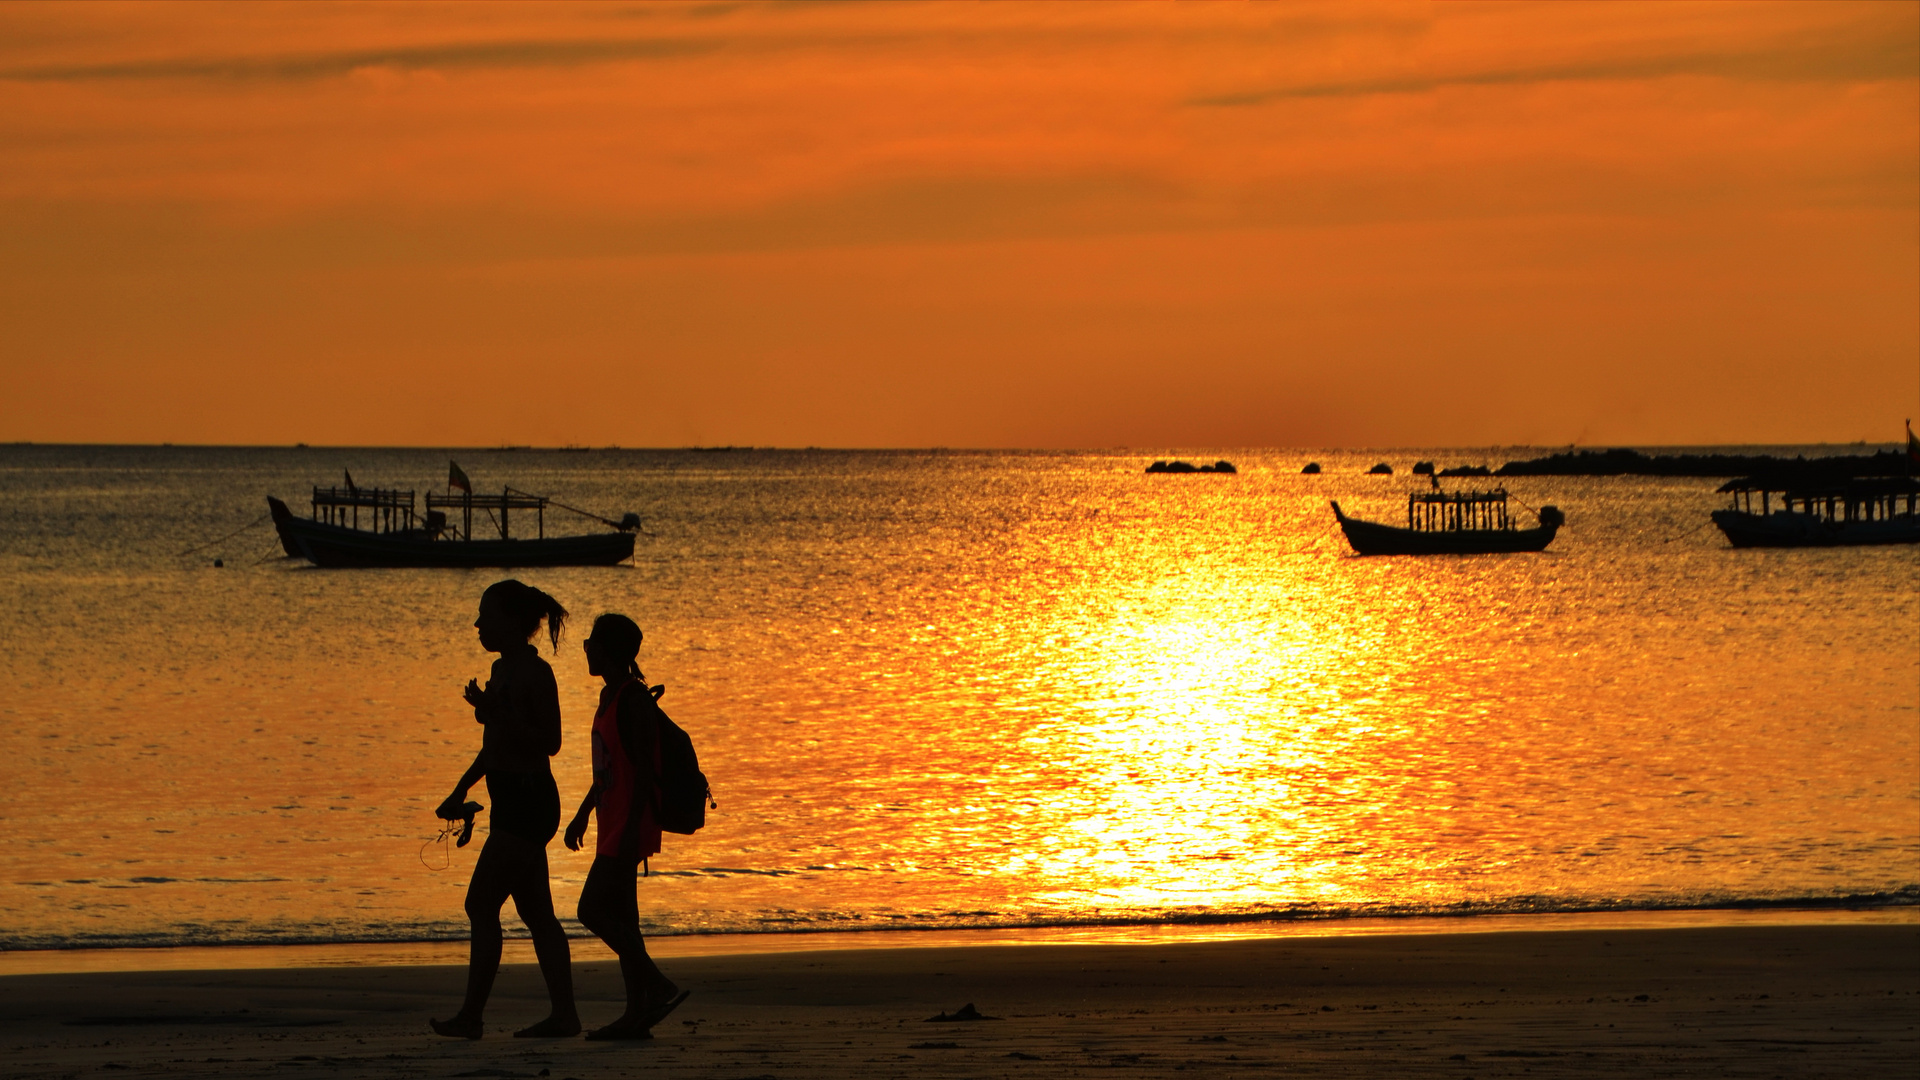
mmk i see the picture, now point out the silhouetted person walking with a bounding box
[565,613,687,1038]
[431,580,580,1039]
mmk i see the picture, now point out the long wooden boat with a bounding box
[1331,489,1562,556]
[267,476,635,568]
[1711,476,1919,548]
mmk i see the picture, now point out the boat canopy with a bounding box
[311,482,552,541]
[427,488,550,541]
[1716,475,1919,521]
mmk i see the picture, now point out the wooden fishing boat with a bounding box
[1330,489,1562,556]
[267,477,636,568]
[1711,475,1919,548]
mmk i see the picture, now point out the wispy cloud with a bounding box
[0,36,717,83]
[1191,34,1919,107]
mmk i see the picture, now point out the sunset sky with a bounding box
[1,1,1914,449]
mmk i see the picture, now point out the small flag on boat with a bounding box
[449,460,472,494]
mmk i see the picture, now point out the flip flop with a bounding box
[639,990,691,1029]
[583,990,691,1040]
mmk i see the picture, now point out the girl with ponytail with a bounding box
[431,580,580,1040]
[564,612,686,1038]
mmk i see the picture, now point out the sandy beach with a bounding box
[3,921,1913,1079]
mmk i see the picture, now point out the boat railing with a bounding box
[1406,488,1512,532]
[426,488,550,541]
[305,476,621,543]
[310,486,417,534]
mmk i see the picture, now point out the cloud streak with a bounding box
[1191,33,1919,107]
[0,35,716,83]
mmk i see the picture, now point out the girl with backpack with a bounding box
[430,580,580,1040]
[564,613,688,1038]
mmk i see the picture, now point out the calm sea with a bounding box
[0,444,1913,952]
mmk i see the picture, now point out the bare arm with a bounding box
[436,747,487,820]
[564,784,599,852]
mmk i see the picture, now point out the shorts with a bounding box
[487,770,560,846]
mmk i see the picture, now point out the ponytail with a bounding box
[482,579,570,653]
[537,589,567,652]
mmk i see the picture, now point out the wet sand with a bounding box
[3,924,1913,1078]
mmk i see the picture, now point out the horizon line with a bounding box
[0,440,1903,454]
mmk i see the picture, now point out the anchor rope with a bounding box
[503,487,653,537]
[1659,517,1718,544]
[178,512,270,556]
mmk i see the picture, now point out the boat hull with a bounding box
[1330,501,1557,556]
[268,497,635,568]
[1710,509,1920,548]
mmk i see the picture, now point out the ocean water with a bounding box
[0,444,1913,952]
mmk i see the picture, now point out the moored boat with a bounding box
[268,468,637,568]
[1330,489,1562,556]
[1710,475,1919,548]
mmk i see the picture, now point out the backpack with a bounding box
[645,684,714,835]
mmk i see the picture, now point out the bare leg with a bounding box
[507,844,580,1037]
[577,856,677,1032]
[430,837,516,1039]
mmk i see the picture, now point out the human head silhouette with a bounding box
[584,613,643,679]
[476,579,568,653]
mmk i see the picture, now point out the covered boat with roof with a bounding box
[1711,474,1919,547]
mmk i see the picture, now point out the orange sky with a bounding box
[1,1,1914,448]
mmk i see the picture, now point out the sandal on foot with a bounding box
[638,990,691,1029]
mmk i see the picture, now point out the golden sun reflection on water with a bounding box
[0,447,1913,948]
[996,549,1517,914]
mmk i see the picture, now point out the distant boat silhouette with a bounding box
[268,470,636,568]
[1331,489,1561,555]
[1711,475,1919,547]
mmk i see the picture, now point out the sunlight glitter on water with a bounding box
[0,445,1913,950]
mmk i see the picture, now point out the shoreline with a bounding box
[2,922,1911,1079]
[4,903,1913,977]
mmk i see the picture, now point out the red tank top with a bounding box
[590,679,661,861]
